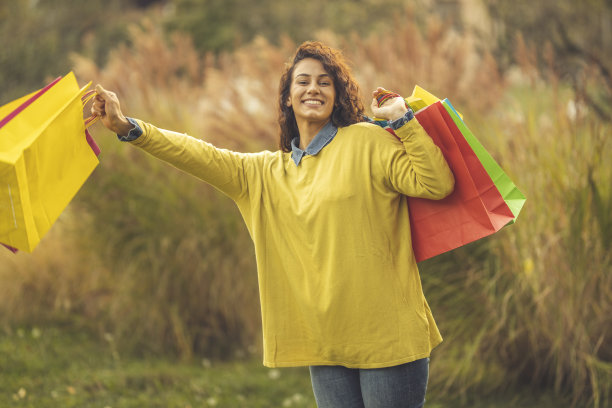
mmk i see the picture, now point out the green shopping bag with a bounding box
[441,99,526,219]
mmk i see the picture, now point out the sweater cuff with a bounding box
[117,117,143,142]
[388,109,415,131]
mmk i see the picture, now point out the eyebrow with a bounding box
[295,73,331,78]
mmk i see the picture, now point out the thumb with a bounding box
[372,87,386,98]
[95,84,110,100]
[370,98,379,111]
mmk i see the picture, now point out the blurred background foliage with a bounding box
[1,0,611,407]
[2,0,610,117]
[1,0,139,100]
[482,0,612,121]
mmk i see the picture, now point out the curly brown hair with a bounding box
[278,41,365,152]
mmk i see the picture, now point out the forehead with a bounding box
[293,58,331,78]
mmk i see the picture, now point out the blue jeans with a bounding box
[309,358,429,408]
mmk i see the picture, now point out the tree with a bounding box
[483,0,612,120]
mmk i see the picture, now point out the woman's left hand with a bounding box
[92,84,133,137]
[370,87,408,121]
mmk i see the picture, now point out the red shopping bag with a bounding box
[409,102,515,261]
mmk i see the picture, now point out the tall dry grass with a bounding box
[485,82,611,406]
[418,50,612,406]
[71,14,504,150]
[0,10,610,407]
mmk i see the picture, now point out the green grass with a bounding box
[0,326,312,408]
[0,326,571,408]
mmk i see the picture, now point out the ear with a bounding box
[286,98,292,107]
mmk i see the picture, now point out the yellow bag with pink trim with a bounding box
[0,72,100,252]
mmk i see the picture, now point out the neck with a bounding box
[297,119,329,150]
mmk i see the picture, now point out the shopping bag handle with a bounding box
[81,90,100,128]
[80,88,102,156]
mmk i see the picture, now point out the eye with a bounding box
[320,81,331,86]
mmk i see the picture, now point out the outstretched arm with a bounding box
[90,85,252,202]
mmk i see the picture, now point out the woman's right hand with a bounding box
[91,85,134,137]
[370,87,408,121]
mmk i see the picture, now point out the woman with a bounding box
[92,41,454,408]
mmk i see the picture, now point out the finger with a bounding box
[95,84,114,101]
[91,97,105,109]
[91,102,106,116]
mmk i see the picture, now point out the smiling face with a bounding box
[286,58,336,127]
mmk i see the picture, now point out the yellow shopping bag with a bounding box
[405,85,463,119]
[0,72,99,252]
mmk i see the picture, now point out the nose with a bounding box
[306,81,320,94]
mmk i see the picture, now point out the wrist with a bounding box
[388,106,409,122]
[388,109,415,131]
[114,116,133,137]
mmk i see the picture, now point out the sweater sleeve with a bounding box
[384,118,455,200]
[128,119,250,201]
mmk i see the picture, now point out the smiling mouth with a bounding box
[302,99,323,105]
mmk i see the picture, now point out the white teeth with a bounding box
[304,100,323,105]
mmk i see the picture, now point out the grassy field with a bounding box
[1,326,571,408]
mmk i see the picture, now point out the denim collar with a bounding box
[290,121,338,166]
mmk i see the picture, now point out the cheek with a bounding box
[329,89,337,106]
[287,87,298,107]
[286,91,294,107]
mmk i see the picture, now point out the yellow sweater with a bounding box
[131,118,454,368]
